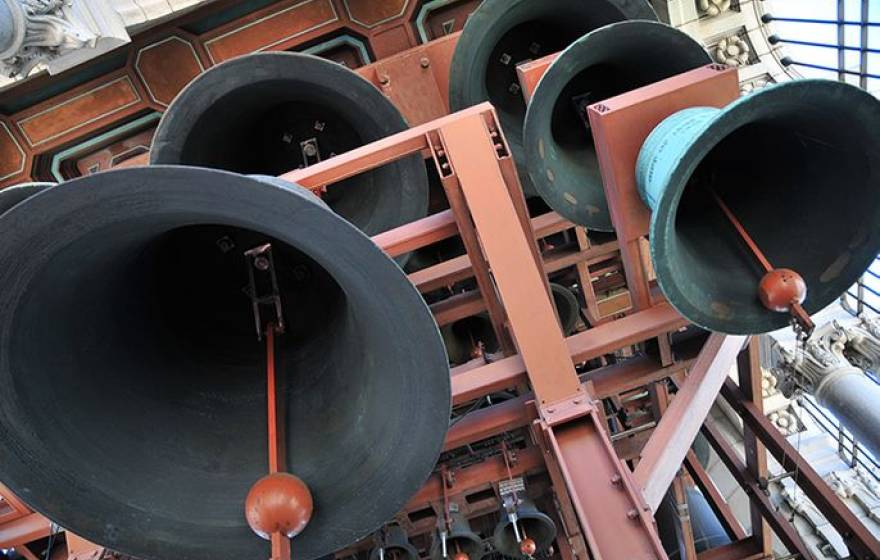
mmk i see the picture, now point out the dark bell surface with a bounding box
[0,167,450,560]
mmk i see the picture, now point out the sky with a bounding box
[768,0,878,95]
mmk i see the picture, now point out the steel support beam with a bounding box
[683,451,747,542]
[700,420,813,559]
[720,379,880,559]
[0,513,51,548]
[442,111,666,559]
[635,334,746,512]
[736,339,773,555]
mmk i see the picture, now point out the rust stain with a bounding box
[710,301,733,320]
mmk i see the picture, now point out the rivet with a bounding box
[626,509,639,520]
[420,57,430,68]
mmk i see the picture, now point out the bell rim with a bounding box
[523,20,711,231]
[149,51,430,240]
[448,0,658,199]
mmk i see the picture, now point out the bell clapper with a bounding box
[710,190,815,336]
[244,245,314,560]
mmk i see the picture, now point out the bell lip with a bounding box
[150,51,429,239]
[491,510,557,557]
[648,79,880,335]
[0,182,54,216]
[0,166,451,560]
[430,533,486,560]
[523,20,711,231]
[448,0,658,198]
[550,283,580,335]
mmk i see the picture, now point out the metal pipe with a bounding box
[814,369,880,460]
[780,57,880,80]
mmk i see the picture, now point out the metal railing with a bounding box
[841,256,880,317]
[764,0,876,90]
[797,396,880,480]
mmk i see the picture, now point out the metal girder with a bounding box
[438,111,667,559]
[683,451,747,542]
[700,420,813,559]
[450,303,686,406]
[0,513,51,548]
[695,537,767,560]
[720,379,880,560]
[634,334,746,512]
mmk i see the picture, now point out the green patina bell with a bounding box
[523,20,712,229]
[637,80,880,334]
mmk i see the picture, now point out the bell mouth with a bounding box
[523,21,711,231]
[649,80,880,334]
[448,0,657,196]
[0,167,450,560]
[151,52,428,237]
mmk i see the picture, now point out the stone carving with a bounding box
[773,321,860,399]
[713,34,750,67]
[769,406,800,436]
[841,314,880,372]
[0,0,128,79]
[761,367,778,397]
[697,0,731,18]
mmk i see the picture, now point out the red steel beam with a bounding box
[700,420,813,559]
[721,378,880,559]
[450,302,685,406]
[634,334,745,512]
[442,111,581,407]
[696,538,767,560]
[683,451,747,542]
[0,513,51,548]
[407,445,544,507]
[374,210,458,258]
[444,395,532,452]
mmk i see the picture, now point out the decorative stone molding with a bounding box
[773,321,862,399]
[712,33,751,67]
[841,315,880,372]
[0,0,129,79]
[697,0,731,18]
[761,367,779,398]
[768,405,801,436]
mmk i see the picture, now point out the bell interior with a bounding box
[171,80,381,227]
[481,3,637,137]
[669,101,880,329]
[0,168,450,560]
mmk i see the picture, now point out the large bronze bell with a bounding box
[637,80,880,334]
[523,21,711,230]
[448,0,657,197]
[491,498,557,558]
[0,167,451,560]
[150,52,429,238]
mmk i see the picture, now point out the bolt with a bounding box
[420,57,430,68]
[254,256,270,271]
[546,408,555,414]
[379,75,390,85]
[573,398,582,405]
[303,142,318,157]
[610,474,622,486]
[626,509,639,520]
